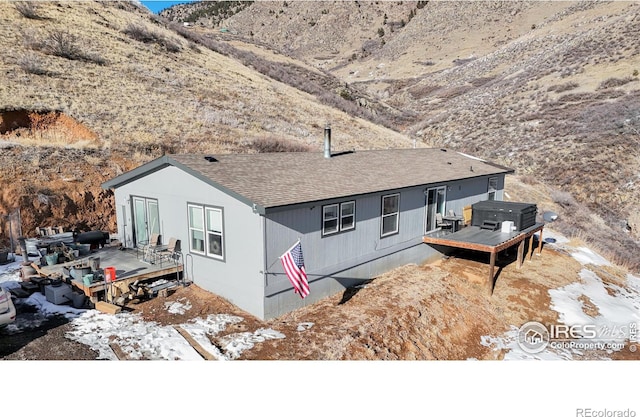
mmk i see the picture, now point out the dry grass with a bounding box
[249,135,311,153]
[0,1,411,159]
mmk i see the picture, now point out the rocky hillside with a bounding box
[0,0,412,241]
[163,0,640,270]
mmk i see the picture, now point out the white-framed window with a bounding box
[322,204,339,235]
[188,204,205,254]
[322,201,356,236]
[340,201,355,231]
[381,193,400,237]
[488,177,498,201]
[206,207,224,259]
[188,203,224,260]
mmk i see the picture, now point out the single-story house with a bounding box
[102,131,513,319]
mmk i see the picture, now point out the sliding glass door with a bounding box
[425,186,446,233]
[132,196,160,246]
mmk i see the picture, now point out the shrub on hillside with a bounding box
[29,30,106,65]
[44,30,81,60]
[123,23,181,53]
[14,1,42,19]
[17,53,50,76]
[597,76,635,90]
[547,81,579,93]
[251,136,311,153]
[551,190,577,208]
[408,84,442,99]
[123,23,159,43]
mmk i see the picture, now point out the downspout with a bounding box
[262,214,268,316]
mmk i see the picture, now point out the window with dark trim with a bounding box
[188,203,224,260]
[322,201,355,236]
[381,193,400,237]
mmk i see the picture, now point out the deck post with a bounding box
[537,229,543,255]
[528,234,535,260]
[488,251,496,295]
[517,239,525,269]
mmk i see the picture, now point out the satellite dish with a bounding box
[543,211,558,222]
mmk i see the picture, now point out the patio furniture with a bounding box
[137,233,161,264]
[154,238,181,267]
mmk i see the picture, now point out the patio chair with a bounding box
[436,213,453,230]
[155,238,181,266]
[137,233,161,263]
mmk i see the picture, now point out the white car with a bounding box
[0,287,16,328]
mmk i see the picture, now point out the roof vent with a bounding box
[204,156,218,162]
[324,123,331,159]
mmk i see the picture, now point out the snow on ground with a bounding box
[164,298,191,314]
[481,229,640,360]
[0,255,284,360]
[570,246,611,266]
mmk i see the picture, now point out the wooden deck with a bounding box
[423,223,545,294]
[38,246,183,301]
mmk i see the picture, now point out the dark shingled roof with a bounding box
[103,149,513,213]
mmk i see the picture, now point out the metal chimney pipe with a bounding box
[324,123,331,159]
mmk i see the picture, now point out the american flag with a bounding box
[280,241,310,298]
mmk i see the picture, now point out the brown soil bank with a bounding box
[0,109,99,147]
[0,144,136,240]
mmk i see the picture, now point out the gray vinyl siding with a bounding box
[112,166,265,319]
[262,175,504,319]
[263,187,428,317]
[435,175,505,219]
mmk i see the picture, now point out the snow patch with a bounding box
[571,247,611,266]
[219,328,286,360]
[164,298,192,314]
[550,269,640,339]
[297,322,314,331]
[482,268,640,360]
